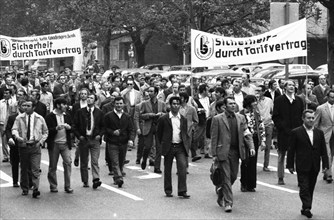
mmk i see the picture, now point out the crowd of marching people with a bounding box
[0,64,332,218]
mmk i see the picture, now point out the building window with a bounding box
[119,42,131,61]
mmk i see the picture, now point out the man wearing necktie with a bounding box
[0,89,14,162]
[73,94,104,189]
[314,89,334,184]
[287,109,329,218]
[11,98,48,198]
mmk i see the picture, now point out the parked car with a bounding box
[140,64,171,71]
[314,64,328,74]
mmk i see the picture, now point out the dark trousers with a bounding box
[164,144,187,195]
[108,143,127,184]
[136,134,144,162]
[105,142,113,172]
[19,144,41,192]
[240,136,259,189]
[143,128,160,169]
[79,137,100,183]
[10,145,20,184]
[297,168,318,210]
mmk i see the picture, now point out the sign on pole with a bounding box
[191,19,307,68]
[0,29,83,60]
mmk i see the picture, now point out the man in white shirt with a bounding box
[0,89,15,162]
[40,82,54,114]
[256,85,274,171]
[194,84,211,159]
[314,89,334,183]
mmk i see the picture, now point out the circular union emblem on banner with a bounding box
[194,34,214,60]
[0,38,11,58]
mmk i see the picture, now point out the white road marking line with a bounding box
[136,173,161,179]
[256,181,298,193]
[0,170,13,187]
[257,163,294,174]
[101,183,143,201]
[40,160,143,201]
[126,166,162,179]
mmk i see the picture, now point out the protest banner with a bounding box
[0,29,83,60]
[191,18,307,67]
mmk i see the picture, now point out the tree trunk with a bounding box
[328,8,334,85]
[103,29,111,70]
[132,32,146,67]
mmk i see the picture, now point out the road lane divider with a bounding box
[40,160,143,201]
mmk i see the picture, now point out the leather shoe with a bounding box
[141,160,147,170]
[124,160,130,165]
[13,183,19,188]
[50,188,58,193]
[178,192,190,199]
[204,154,212,159]
[166,193,173,197]
[326,176,333,183]
[74,159,79,167]
[247,188,256,192]
[278,178,285,185]
[32,190,40,198]
[2,158,9,162]
[154,168,162,174]
[240,185,247,192]
[301,209,313,218]
[93,180,102,189]
[108,171,114,176]
[83,182,89,188]
[22,191,28,196]
[263,167,271,172]
[225,205,232,213]
[136,159,140,164]
[117,180,124,188]
[65,188,73,193]
[191,155,201,162]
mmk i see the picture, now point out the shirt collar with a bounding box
[285,93,295,102]
[169,112,181,119]
[303,124,314,131]
[327,102,334,108]
[87,106,94,112]
[52,109,66,115]
[114,109,123,115]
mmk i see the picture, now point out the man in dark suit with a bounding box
[157,96,190,198]
[139,86,166,173]
[264,79,281,100]
[104,96,135,188]
[73,94,104,189]
[53,74,70,103]
[312,75,329,105]
[273,80,304,185]
[298,84,319,111]
[30,90,47,118]
[45,97,73,193]
[287,109,329,218]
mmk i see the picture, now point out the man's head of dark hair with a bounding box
[54,97,68,107]
[169,96,181,106]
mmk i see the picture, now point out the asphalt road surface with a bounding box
[1,143,333,220]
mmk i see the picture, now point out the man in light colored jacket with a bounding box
[12,98,48,198]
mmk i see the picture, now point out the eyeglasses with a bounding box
[127,83,133,86]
